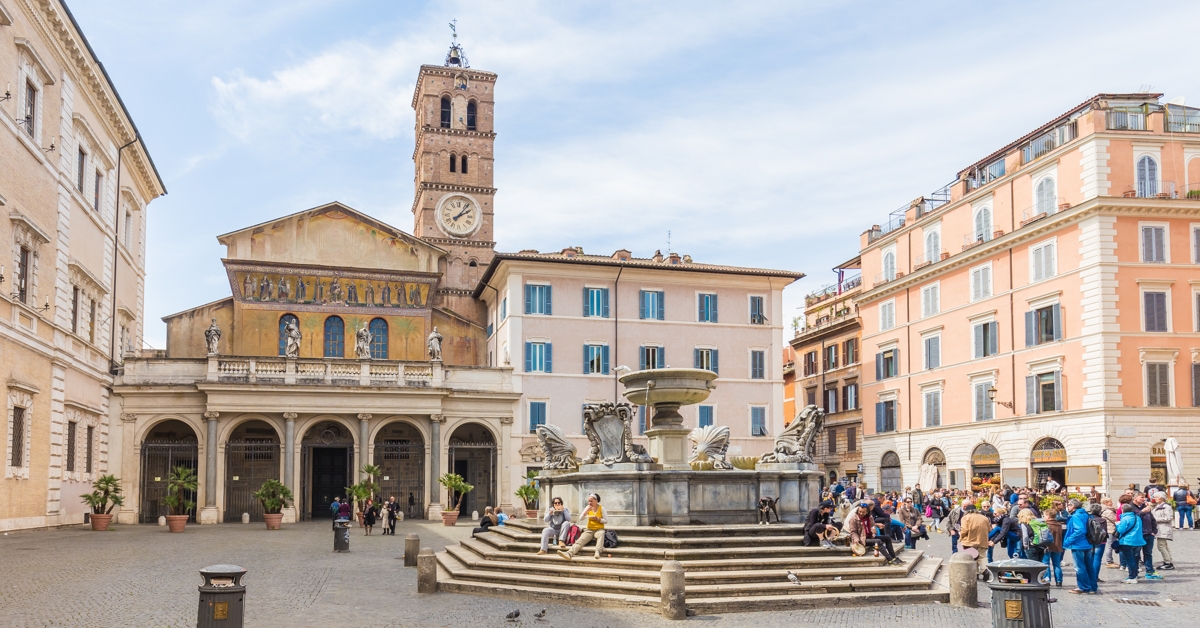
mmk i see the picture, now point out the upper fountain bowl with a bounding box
[619,368,717,408]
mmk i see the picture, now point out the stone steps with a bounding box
[489,524,817,549]
[474,529,852,561]
[504,519,806,538]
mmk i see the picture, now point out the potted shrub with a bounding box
[437,473,473,526]
[163,465,197,532]
[253,479,293,530]
[516,470,540,518]
[81,474,124,531]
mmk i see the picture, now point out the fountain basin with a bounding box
[619,368,716,427]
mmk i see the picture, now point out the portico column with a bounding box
[283,413,297,490]
[498,416,515,515]
[427,414,444,519]
[117,413,139,525]
[199,411,220,524]
[357,413,371,483]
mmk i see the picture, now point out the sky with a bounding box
[65,0,1200,349]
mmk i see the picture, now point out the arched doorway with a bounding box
[880,451,902,494]
[300,420,354,521]
[140,420,199,523]
[971,443,1001,491]
[1151,440,1168,486]
[374,421,425,519]
[922,447,946,489]
[224,420,280,522]
[448,423,496,516]
[1032,438,1067,490]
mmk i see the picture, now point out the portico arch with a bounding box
[374,419,426,519]
[300,419,356,521]
[447,421,497,517]
[224,419,280,522]
[139,418,199,523]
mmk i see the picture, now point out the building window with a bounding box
[974,321,999,358]
[1031,240,1057,282]
[880,300,895,331]
[323,316,345,357]
[466,101,477,130]
[750,406,768,436]
[882,251,896,281]
[842,383,858,411]
[1194,226,1200,263]
[16,246,30,303]
[698,293,718,322]
[449,154,457,173]
[21,80,37,138]
[1141,225,1167,263]
[806,388,817,406]
[369,318,388,359]
[500,297,507,320]
[486,323,493,338]
[525,341,552,373]
[1026,371,1062,414]
[843,338,858,365]
[924,229,941,263]
[974,206,993,242]
[640,345,663,370]
[440,96,451,128]
[124,210,133,248]
[750,350,766,379]
[824,386,838,414]
[584,287,609,317]
[803,351,817,376]
[66,421,77,473]
[529,401,546,433]
[461,155,469,174]
[923,389,942,427]
[278,314,298,356]
[823,345,838,371]
[921,283,939,318]
[525,284,552,315]
[828,430,837,454]
[10,407,26,467]
[1025,303,1063,346]
[584,344,609,375]
[923,335,941,370]
[638,406,647,434]
[875,400,896,433]
[1136,155,1159,198]
[1146,362,1171,407]
[750,295,766,324]
[85,425,94,474]
[970,264,992,301]
[694,348,718,374]
[973,381,995,421]
[1143,291,1168,332]
[88,299,97,344]
[876,348,899,380]
[77,148,87,192]
[1035,178,1056,215]
[71,287,80,333]
[698,405,714,428]
[846,426,856,451]
[93,171,103,211]
[639,290,664,320]
[1192,363,1200,407]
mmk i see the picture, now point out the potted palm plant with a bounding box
[80,474,124,531]
[437,473,473,526]
[163,465,197,532]
[253,479,293,530]
[346,464,381,525]
[515,470,540,519]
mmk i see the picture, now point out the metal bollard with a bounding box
[417,548,437,593]
[948,552,979,608]
[197,564,246,628]
[660,560,686,620]
[404,534,420,567]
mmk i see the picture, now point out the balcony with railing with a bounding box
[795,306,858,339]
[872,270,904,287]
[962,229,1005,251]
[866,181,956,244]
[1167,107,1200,133]
[804,274,862,307]
[1019,197,1070,226]
[1022,121,1077,163]
[913,249,948,270]
[1121,181,1179,199]
[965,158,1006,191]
[1107,107,1148,131]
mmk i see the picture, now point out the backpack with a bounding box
[1029,520,1052,547]
[603,529,619,549]
[564,524,581,546]
[1086,515,1108,545]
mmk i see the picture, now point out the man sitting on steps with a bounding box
[805,500,842,548]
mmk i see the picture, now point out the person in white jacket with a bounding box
[1151,494,1175,570]
[537,497,571,555]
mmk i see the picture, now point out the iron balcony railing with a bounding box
[1167,109,1200,133]
[1022,121,1077,163]
[913,250,947,269]
[1123,181,1177,199]
[867,181,955,244]
[1107,108,1147,131]
[804,274,863,306]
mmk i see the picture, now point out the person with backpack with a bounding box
[1063,499,1098,594]
[1173,484,1194,530]
[1042,508,1065,587]
[1087,502,1109,580]
[1134,495,1163,580]
[1116,503,1145,583]
[330,496,342,530]
[1151,494,1174,570]
[1018,509,1045,562]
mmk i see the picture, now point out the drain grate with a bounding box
[1114,598,1160,607]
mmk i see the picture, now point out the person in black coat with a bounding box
[804,500,841,548]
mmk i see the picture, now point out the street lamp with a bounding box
[986,385,1013,410]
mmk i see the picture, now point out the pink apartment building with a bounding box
[859,93,1200,495]
[475,249,802,494]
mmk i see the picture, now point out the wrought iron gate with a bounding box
[448,442,495,516]
[224,440,280,522]
[375,441,425,519]
[140,441,199,523]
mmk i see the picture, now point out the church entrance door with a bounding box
[308,447,349,519]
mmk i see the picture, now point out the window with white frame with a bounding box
[880,299,896,331]
[1026,370,1062,414]
[1193,225,1200,264]
[698,405,714,428]
[1136,155,1160,198]
[1141,224,1167,263]
[6,389,33,478]
[922,388,942,427]
[924,228,941,264]
[500,297,507,320]
[750,350,766,379]
[76,147,88,192]
[973,379,995,421]
[524,341,551,372]
[525,283,552,314]
[1143,290,1169,332]
[1035,177,1056,215]
[639,290,664,320]
[876,347,899,380]
[694,347,718,374]
[20,79,38,139]
[823,344,838,371]
[1030,240,1057,283]
[923,334,941,370]
[882,248,896,281]
[750,406,768,436]
[974,321,1000,358]
[921,283,940,318]
[1025,303,1063,346]
[528,401,547,433]
[584,287,609,318]
[970,263,992,302]
[1146,362,1172,407]
[584,344,609,374]
[974,206,993,242]
[698,293,719,323]
[640,345,664,370]
[823,386,838,414]
[874,399,897,433]
[749,295,766,325]
[842,382,858,411]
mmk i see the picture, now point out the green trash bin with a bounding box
[197,564,247,628]
[985,558,1055,628]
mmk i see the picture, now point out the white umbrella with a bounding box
[1165,437,1184,486]
[917,464,939,492]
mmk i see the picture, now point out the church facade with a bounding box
[108,45,801,526]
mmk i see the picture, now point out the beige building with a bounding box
[1,1,165,531]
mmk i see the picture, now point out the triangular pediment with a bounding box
[216,202,445,273]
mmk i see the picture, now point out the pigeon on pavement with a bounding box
[534,608,547,620]
[787,570,801,585]
[505,609,521,622]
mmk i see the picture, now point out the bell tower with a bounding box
[412,27,496,325]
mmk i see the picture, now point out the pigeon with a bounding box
[787,570,801,585]
[505,609,520,622]
[534,608,547,620]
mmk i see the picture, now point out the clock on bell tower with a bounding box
[411,35,497,325]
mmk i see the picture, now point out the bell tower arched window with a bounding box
[449,154,457,173]
[440,97,451,129]
[461,155,468,174]
[466,101,477,130]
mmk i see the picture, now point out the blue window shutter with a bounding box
[712,294,718,323]
[639,347,646,371]
[545,285,552,316]
[1052,304,1063,341]
[524,342,532,372]
[584,345,591,374]
[875,354,883,380]
[712,349,719,375]
[1025,311,1036,347]
[525,285,533,314]
[545,342,552,373]
[657,347,665,369]
[694,348,701,369]
[602,345,610,375]
[988,323,999,355]
[1026,375,1037,414]
[639,291,646,319]
[656,292,664,320]
[875,402,885,433]
[583,287,590,317]
[602,288,610,318]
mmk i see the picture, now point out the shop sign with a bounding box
[972,452,1000,466]
[1031,448,1066,464]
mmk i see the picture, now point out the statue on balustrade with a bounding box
[203,318,221,355]
[355,325,373,359]
[283,320,302,359]
[427,326,443,361]
[759,404,825,464]
[278,279,290,301]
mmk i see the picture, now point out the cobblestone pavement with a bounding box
[0,518,1196,627]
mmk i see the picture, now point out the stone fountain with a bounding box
[536,368,824,525]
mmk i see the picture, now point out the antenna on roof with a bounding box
[667,230,672,254]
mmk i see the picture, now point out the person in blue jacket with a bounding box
[1115,503,1145,583]
[1062,499,1098,594]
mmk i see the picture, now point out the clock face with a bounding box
[439,196,479,237]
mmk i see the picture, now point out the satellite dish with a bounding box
[1166,96,1186,106]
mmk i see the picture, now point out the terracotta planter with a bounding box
[525,509,538,520]
[166,515,188,533]
[441,510,459,526]
[90,513,113,531]
[263,513,284,530]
